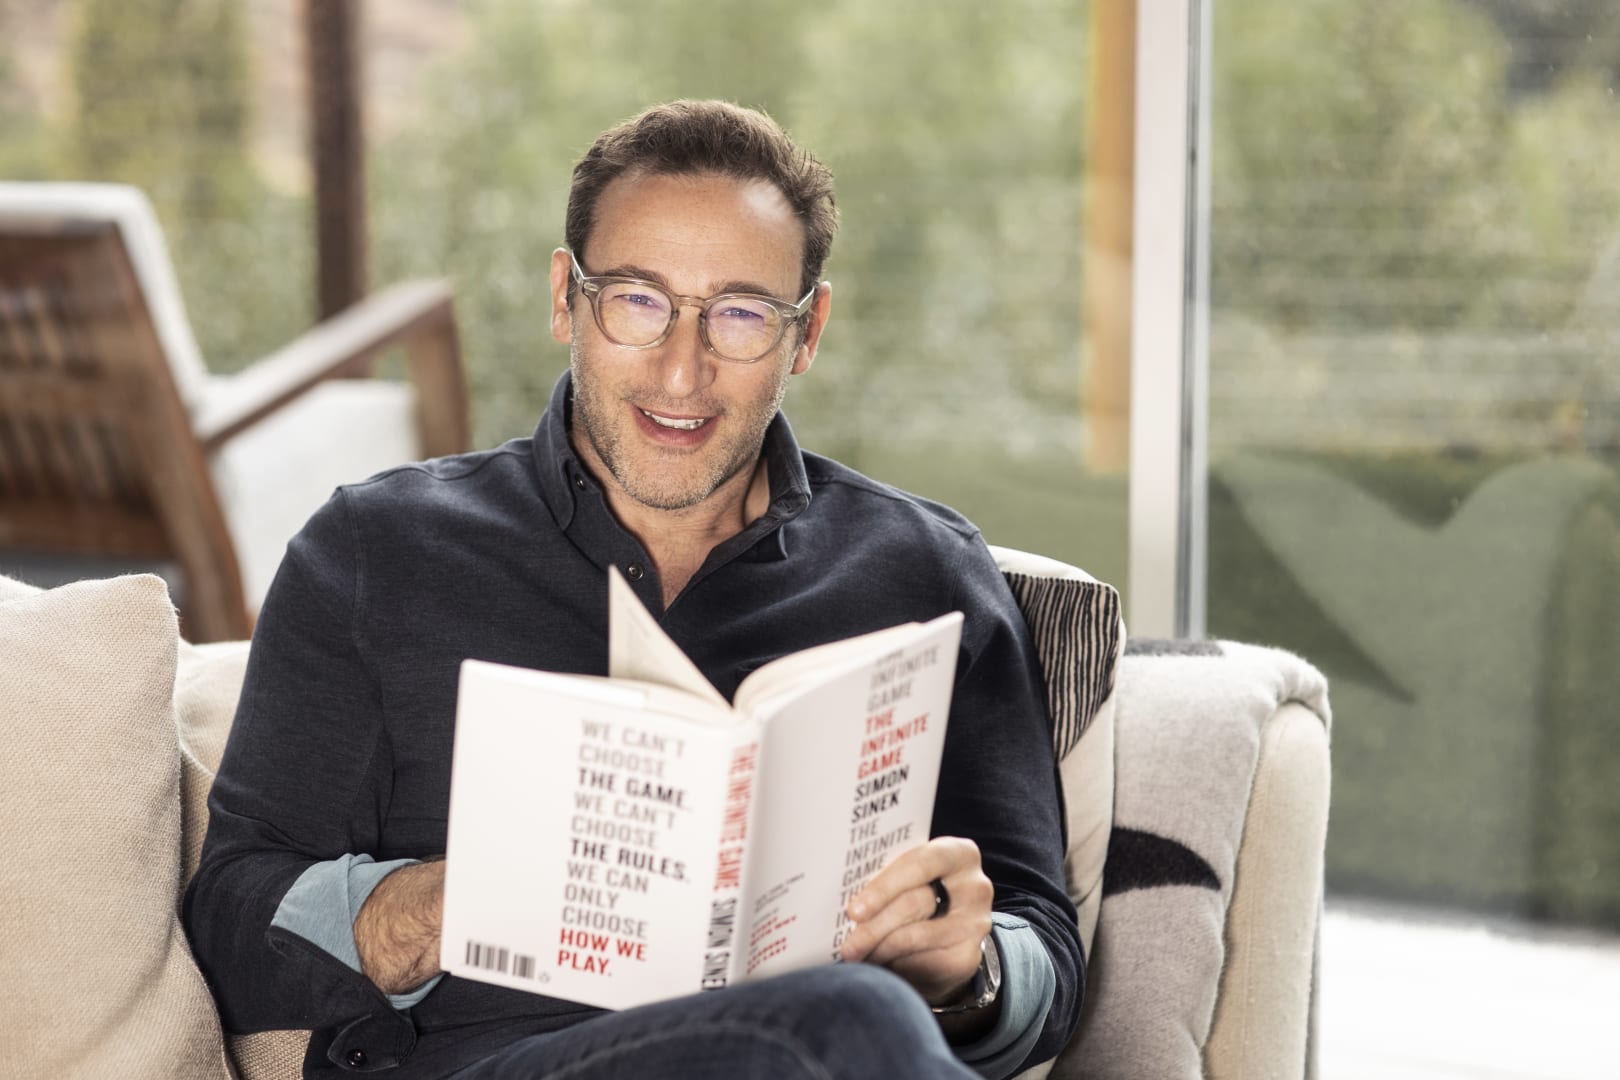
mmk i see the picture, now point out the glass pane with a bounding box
[367,0,1126,591]
[1209,0,1620,934]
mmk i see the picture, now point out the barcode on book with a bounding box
[465,940,536,980]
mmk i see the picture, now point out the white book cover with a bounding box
[439,570,962,1010]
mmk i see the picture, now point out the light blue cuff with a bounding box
[952,914,1058,1079]
[270,854,444,1009]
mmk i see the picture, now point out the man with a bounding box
[186,100,1081,1079]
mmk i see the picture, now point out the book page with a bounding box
[607,566,729,711]
[733,613,963,982]
[440,659,745,1010]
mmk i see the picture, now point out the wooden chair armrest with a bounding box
[193,279,468,456]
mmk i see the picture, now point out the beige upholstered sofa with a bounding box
[0,549,1330,1080]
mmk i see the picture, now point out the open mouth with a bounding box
[640,409,709,431]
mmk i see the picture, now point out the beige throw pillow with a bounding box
[0,574,231,1079]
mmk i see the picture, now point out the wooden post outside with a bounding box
[1081,0,1136,473]
[305,0,369,322]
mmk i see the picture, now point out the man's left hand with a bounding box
[838,835,993,1005]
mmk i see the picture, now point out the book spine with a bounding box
[700,736,759,990]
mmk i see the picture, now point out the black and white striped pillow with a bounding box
[991,546,1123,759]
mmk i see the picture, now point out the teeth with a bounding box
[642,410,707,431]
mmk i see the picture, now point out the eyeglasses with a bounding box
[568,252,816,364]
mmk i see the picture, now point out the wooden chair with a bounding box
[0,183,469,641]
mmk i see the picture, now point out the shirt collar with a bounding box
[530,370,811,556]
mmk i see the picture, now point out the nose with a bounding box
[652,301,716,399]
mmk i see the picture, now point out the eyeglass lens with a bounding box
[594,282,786,361]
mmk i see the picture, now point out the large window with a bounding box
[1207,1,1620,931]
[0,0,1122,586]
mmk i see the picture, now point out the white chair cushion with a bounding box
[206,377,422,611]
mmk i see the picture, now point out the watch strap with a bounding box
[930,935,1002,1015]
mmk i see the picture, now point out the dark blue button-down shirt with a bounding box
[185,373,1081,1078]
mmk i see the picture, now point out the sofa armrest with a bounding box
[1047,639,1331,1080]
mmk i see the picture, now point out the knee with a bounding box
[789,962,938,1038]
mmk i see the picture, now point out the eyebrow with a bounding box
[594,262,787,301]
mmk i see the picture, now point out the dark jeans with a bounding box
[448,963,979,1079]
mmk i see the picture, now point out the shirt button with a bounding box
[346,1048,367,1068]
[573,476,586,490]
[626,564,645,581]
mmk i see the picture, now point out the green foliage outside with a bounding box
[2,0,316,372]
[367,0,1088,462]
[1205,0,1620,929]
[1214,0,1620,339]
[0,44,49,178]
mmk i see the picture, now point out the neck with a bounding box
[587,452,772,607]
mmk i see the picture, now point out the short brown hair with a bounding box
[565,100,838,297]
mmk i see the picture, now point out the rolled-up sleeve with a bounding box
[953,917,1058,1078]
[183,490,414,1046]
[272,855,443,1009]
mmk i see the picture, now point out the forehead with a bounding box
[586,171,804,294]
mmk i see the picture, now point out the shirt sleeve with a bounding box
[952,916,1058,1079]
[183,490,422,1056]
[271,855,444,1010]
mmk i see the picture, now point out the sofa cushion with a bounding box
[176,639,253,883]
[990,545,1124,963]
[0,573,231,1079]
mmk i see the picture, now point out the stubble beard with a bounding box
[569,340,792,513]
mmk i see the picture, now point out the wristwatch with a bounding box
[930,935,1002,1014]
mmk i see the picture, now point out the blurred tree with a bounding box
[67,0,253,230]
[62,0,311,371]
[1213,0,1620,336]
[0,3,51,177]
[1212,0,1511,332]
[1464,0,1620,97]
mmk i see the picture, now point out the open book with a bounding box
[439,569,963,1011]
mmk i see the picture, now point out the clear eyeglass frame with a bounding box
[567,250,816,363]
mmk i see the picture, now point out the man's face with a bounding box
[550,171,828,515]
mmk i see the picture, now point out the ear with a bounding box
[790,281,833,376]
[549,248,575,345]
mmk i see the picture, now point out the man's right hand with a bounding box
[354,859,446,995]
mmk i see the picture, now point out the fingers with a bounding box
[842,872,992,960]
[847,836,979,924]
[837,837,993,1002]
[859,896,989,971]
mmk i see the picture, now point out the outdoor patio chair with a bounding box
[0,182,469,641]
